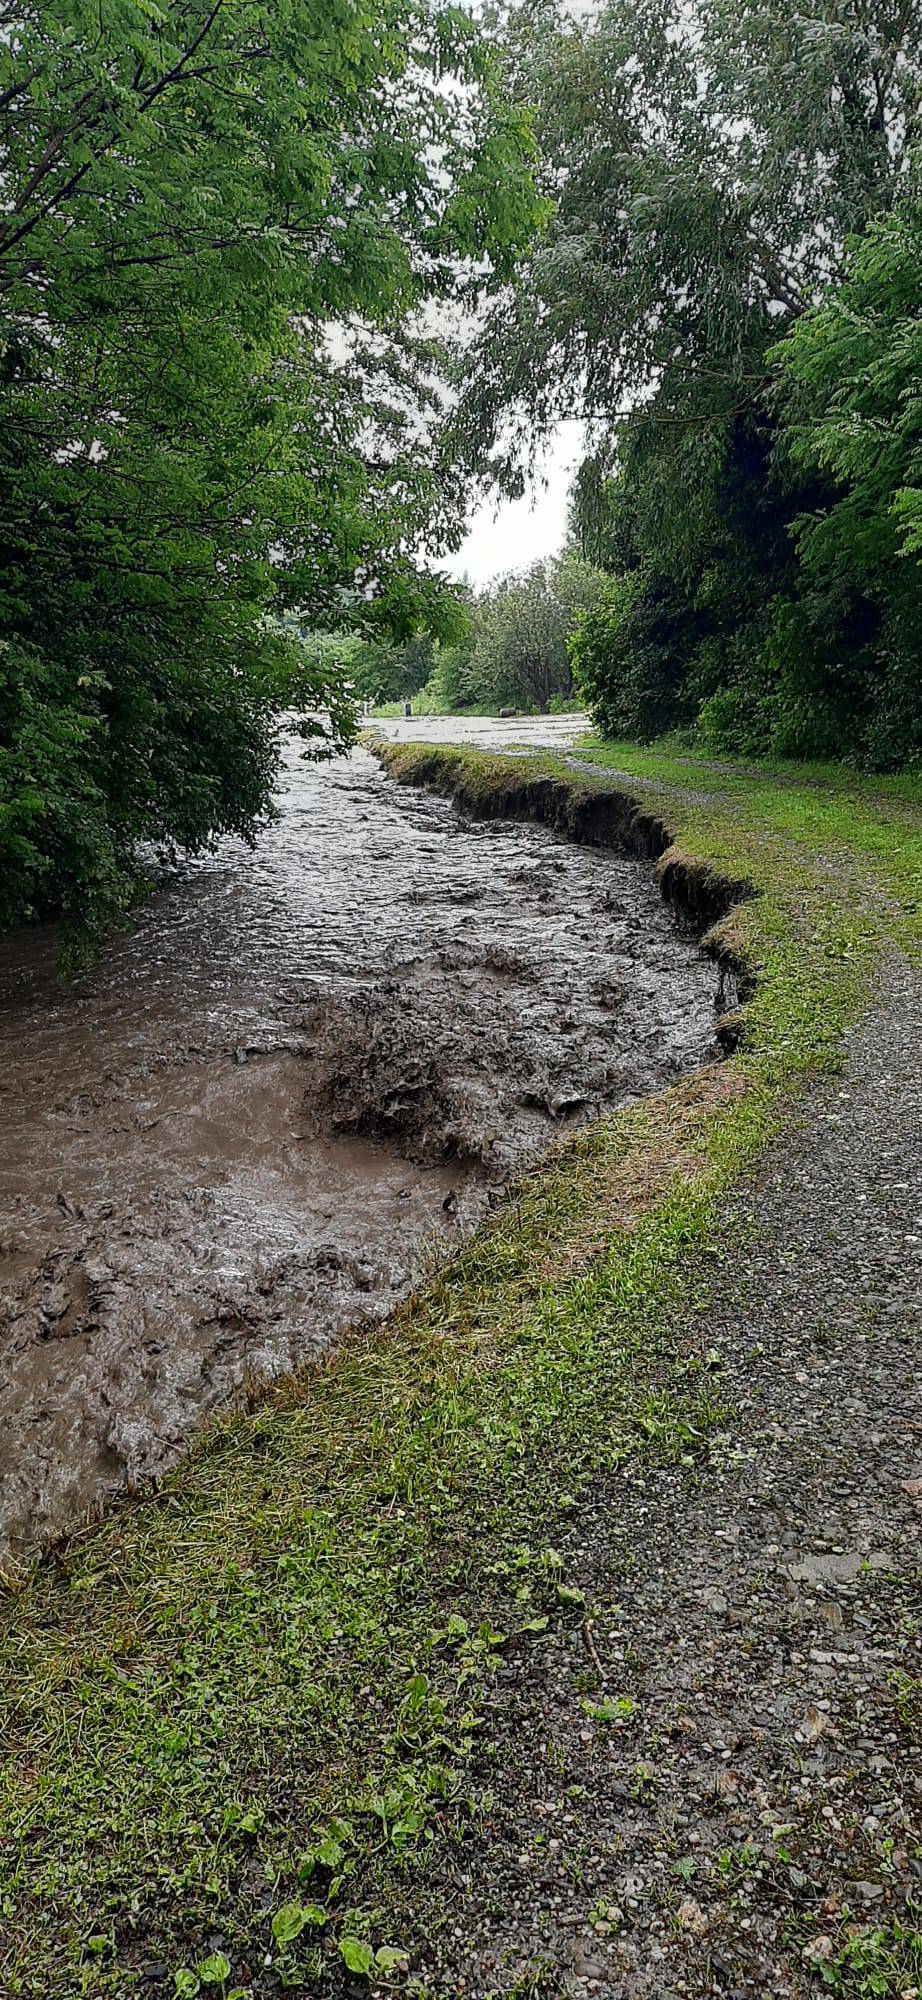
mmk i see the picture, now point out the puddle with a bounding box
[0,726,720,1557]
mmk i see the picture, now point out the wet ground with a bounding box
[371,712,592,753]
[403,958,922,2000]
[0,720,720,1559]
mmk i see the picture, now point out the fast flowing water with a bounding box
[0,720,719,1558]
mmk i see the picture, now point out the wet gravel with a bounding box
[400,956,922,1997]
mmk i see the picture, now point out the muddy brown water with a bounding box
[0,721,721,1559]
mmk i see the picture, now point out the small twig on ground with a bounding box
[581,1617,607,1690]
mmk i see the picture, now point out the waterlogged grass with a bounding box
[2,745,921,1997]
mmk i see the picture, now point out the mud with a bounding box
[0,725,721,1559]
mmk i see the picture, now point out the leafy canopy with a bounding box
[463,555,607,713]
[474,0,922,766]
[771,194,922,764]
[0,0,542,933]
[777,198,922,572]
[469,0,920,462]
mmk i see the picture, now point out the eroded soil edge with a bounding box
[0,746,731,1559]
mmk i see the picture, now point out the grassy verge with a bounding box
[367,701,581,721]
[1,744,920,2000]
[570,736,922,946]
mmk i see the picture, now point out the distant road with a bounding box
[370,712,590,752]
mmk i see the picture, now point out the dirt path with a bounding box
[401,957,922,1997]
[2,743,918,2000]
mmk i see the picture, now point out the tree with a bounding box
[461,0,922,763]
[422,635,481,713]
[466,554,606,711]
[0,0,542,933]
[298,630,439,706]
[571,573,704,742]
[772,196,922,764]
[469,0,920,454]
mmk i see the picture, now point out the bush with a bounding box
[570,574,703,741]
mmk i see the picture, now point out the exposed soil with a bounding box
[0,734,720,1560]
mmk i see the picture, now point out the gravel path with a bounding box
[403,955,922,1997]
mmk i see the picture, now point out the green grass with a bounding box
[2,744,920,1998]
[809,1920,922,1999]
[572,733,922,806]
[571,736,922,949]
[367,698,581,720]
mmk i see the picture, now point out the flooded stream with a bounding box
[0,719,721,1558]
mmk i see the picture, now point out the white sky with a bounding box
[423,0,595,591]
[442,420,585,587]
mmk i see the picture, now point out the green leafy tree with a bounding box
[0,0,541,933]
[773,196,922,764]
[360,636,439,706]
[297,630,440,706]
[468,0,920,474]
[466,554,606,711]
[421,636,480,713]
[571,573,704,742]
[464,0,922,763]
[299,579,480,709]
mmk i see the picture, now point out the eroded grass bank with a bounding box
[1,745,920,1999]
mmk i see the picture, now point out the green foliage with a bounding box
[773,197,922,767]
[470,0,918,462]
[271,1902,323,1945]
[571,573,703,742]
[196,1954,231,1988]
[462,554,606,712]
[0,0,541,934]
[470,0,922,768]
[815,1919,922,1998]
[303,630,442,708]
[3,741,920,1995]
[342,555,607,717]
[299,584,479,712]
[403,553,606,716]
[339,1937,375,1977]
[421,636,482,714]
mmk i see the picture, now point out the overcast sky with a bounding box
[442,420,585,587]
[428,0,595,591]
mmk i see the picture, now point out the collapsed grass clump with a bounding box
[1,742,920,1997]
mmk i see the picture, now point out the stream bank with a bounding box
[1,740,919,2000]
[0,728,720,1559]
